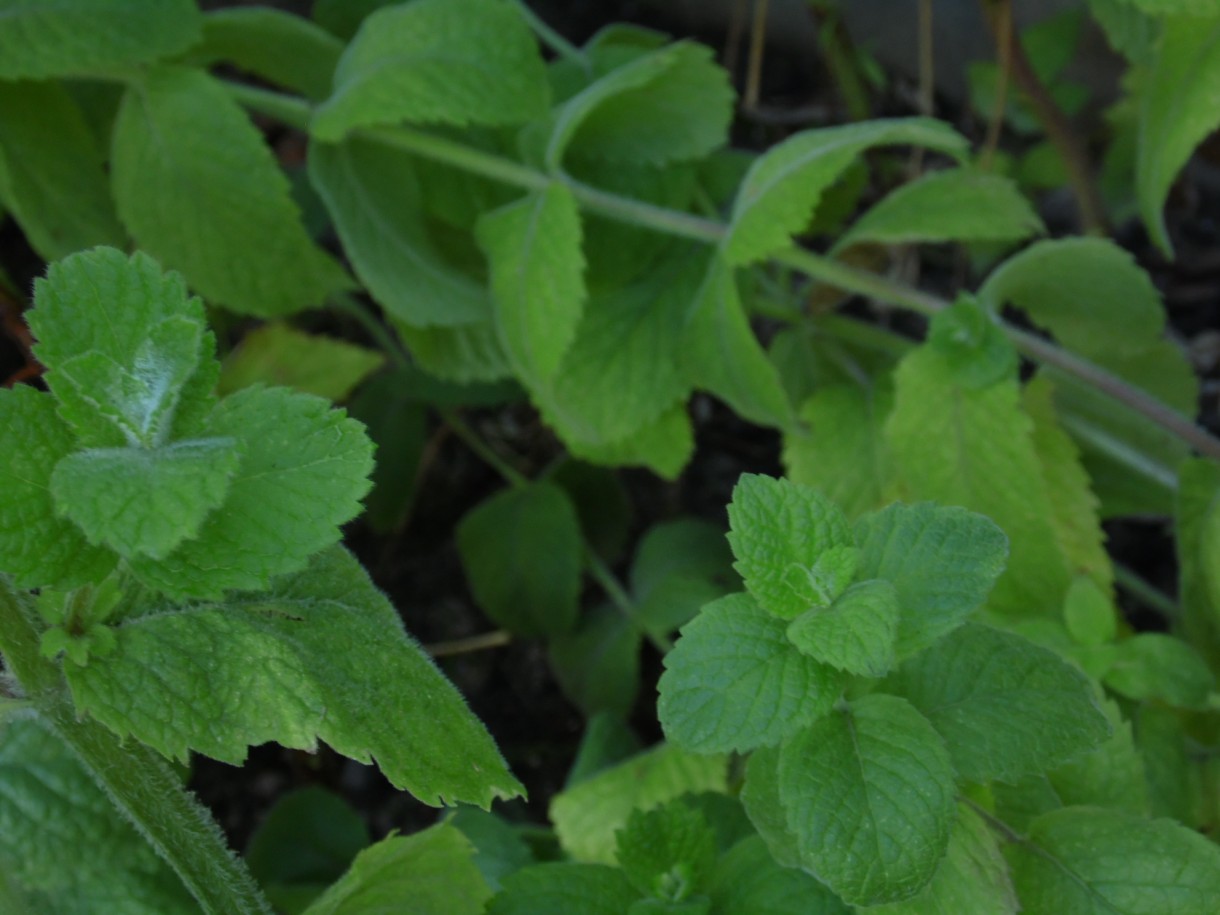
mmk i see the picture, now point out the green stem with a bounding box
[586,549,674,654]
[440,409,529,487]
[331,293,411,369]
[1113,564,1180,621]
[509,0,589,73]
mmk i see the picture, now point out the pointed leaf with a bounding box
[218,322,384,401]
[561,400,695,479]
[1103,633,1215,708]
[616,800,717,899]
[708,836,851,915]
[488,864,639,915]
[786,578,899,678]
[550,606,640,718]
[740,745,804,869]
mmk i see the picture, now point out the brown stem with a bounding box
[743,0,770,110]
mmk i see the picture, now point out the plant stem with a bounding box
[509,0,589,73]
[427,630,513,658]
[964,796,1025,844]
[1113,563,1180,621]
[440,409,530,487]
[586,549,674,654]
[331,292,411,369]
[743,0,770,110]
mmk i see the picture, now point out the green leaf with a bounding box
[708,836,851,915]
[777,694,957,906]
[725,474,856,620]
[1138,15,1220,256]
[616,800,717,900]
[550,606,641,718]
[1177,459,1220,667]
[926,295,1018,390]
[395,318,512,384]
[562,401,694,479]
[1047,697,1149,816]
[312,0,549,140]
[1088,0,1159,63]
[112,67,350,317]
[0,80,126,260]
[1063,575,1119,645]
[246,787,368,893]
[0,386,116,588]
[127,386,373,600]
[786,578,900,678]
[448,808,535,894]
[550,744,727,864]
[457,482,583,637]
[723,118,970,265]
[681,258,794,429]
[0,0,201,80]
[835,168,1043,251]
[1103,633,1215,708]
[633,519,735,638]
[854,502,1008,658]
[68,546,524,807]
[488,864,640,915]
[885,623,1111,782]
[301,825,489,915]
[740,745,804,869]
[477,184,586,384]
[658,592,846,753]
[1136,704,1205,825]
[219,322,384,401]
[1008,807,1220,914]
[50,438,241,560]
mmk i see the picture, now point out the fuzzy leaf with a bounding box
[488,864,639,915]
[112,67,350,317]
[740,745,804,869]
[1048,697,1149,816]
[723,118,970,265]
[886,623,1111,782]
[616,801,717,899]
[477,184,586,384]
[725,474,856,620]
[777,694,957,906]
[312,0,549,140]
[708,836,851,915]
[68,546,523,807]
[658,592,845,753]
[854,502,1008,657]
[0,0,200,80]
[218,322,384,401]
[786,578,899,678]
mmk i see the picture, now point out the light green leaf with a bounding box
[477,184,586,384]
[312,0,549,140]
[69,546,523,807]
[0,0,201,80]
[616,800,717,899]
[854,502,1008,657]
[777,694,957,906]
[1063,575,1119,646]
[488,864,639,915]
[1103,633,1215,708]
[835,168,1043,251]
[1177,458,1220,667]
[0,80,126,260]
[926,295,1018,390]
[658,592,846,753]
[112,67,350,317]
[1048,697,1149,816]
[681,258,794,429]
[708,836,851,915]
[50,438,241,560]
[457,482,582,637]
[1088,0,1159,62]
[723,118,970,265]
[550,744,727,864]
[219,322,384,401]
[302,825,490,915]
[561,401,695,479]
[1009,807,1220,914]
[786,578,899,678]
[885,623,1110,782]
[127,386,373,600]
[550,606,641,718]
[1138,16,1220,256]
[394,317,512,383]
[0,386,115,588]
[1136,704,1205,825]
[1129,0,1220,12]
[725,474,856,620]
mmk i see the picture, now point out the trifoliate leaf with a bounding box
[786,578,899,678]
[477,184,586,385]
[309,137,492,328]
[68,546,524,808]
[112,67,350,317]
[218,322,384,401]
[885,623,1110,782]
[550,606,641,719]
[658,592,846,753]
[302,825,490,915]
[616,801,717,900]
[550,744,727,864]
[312,0,549,140]
[708,836,851,915]
[725,474,856,620]
[854,502,1007,658]
[0,0,201,80]
[1008,807,1220,914]
[127,386,373,600]
[50,438,241,560]
[1103,633,1215,708]
[835,168,1043,251]
[488,864,639,915]
[457,482,582,637]
[723,118,970,265]
[0,80,125,261]
[777,694,957,906]
[0,386,115,588]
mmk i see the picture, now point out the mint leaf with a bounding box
[886,623,1110,782]
[127,386,373,600]
[50,439,241,560]
[633,519,735,639]
[1128,0,1220,11]
[658,592,846,753]
[68,547,523,808]
[0,386,115,588]
[616,801,716,900]
[563,401,695,479]
[1063,575,1119,645]
[740,745,804,869]
[309,137,492,328]
[1178,459,1220,656]
[1048,697,1149,815]
[786,578,899,678]
[926,296,1018,390]
[312,0,549,140]
[1009,807,1220,914]
[777,694,957,905]
[0,0,201,80]
[723,118,970,265]
[726,474,856,620]
[854,502,1007,657]
[488,864,639,915]
[0,80,126,260]
[1103,633,1215,708]
[457,482,583,637]
[448,808,535,894]
[477,184,586,384]
[219,322,384,401]
[836,168,1043,251]
[112,67,350,316]
[708,836,851,915]
[550,606,641,718]
[302,825,490,915]
[395,318,511,383]
[245,787,368,894]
